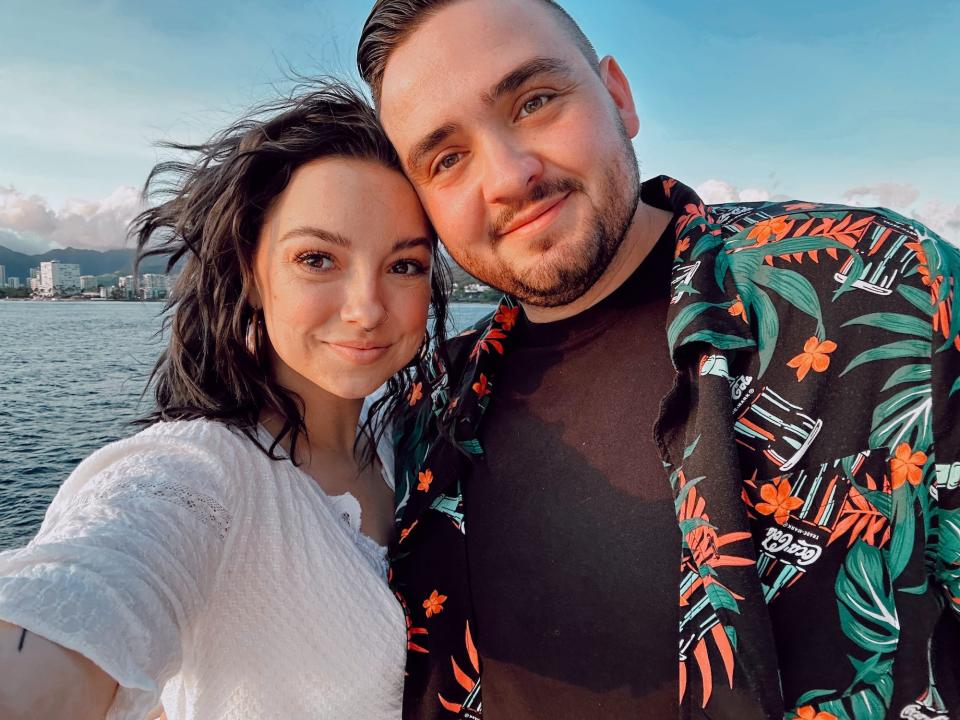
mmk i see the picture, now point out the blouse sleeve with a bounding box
[0,429,233,720]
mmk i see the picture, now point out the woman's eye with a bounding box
[391,259,427,276]
[296,252,334,270]
[519,94,552,118]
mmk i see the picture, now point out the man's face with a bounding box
[378,0,642,307]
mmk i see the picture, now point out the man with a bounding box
[357,1,960,718]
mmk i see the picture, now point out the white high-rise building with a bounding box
[7,277,20,289]
[39,261,81,296]
[80,275,99,291]
[140,273,169,299]
[0,266,6,286]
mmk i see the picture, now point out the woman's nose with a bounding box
[340,276,388,331]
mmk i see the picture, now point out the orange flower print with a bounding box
[794,707,837,720]
[728,295,748,322]
[747,216,791,246]
[469,327,507,359]
[674,236,691,259]
[472,373,492,398]
[399,520,418,543]
[417,469,434,492]
[423,590,447,618]
[408,382,423,406]
[755,477,803,525]
[890,443,927,490]
[494,305,520,331]
[786,336,837,381]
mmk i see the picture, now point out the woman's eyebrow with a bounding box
[392,237,433,253]
[279,226,350,246]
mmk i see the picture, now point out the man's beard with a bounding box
[454,128,641,308]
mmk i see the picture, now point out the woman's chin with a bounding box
[314,371,397,402]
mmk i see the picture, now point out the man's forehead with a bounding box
[378,0,577,141]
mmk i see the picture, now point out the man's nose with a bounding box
[480,134,544,205]
[340,274,388,331]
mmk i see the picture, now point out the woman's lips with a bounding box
[325,342,391,365]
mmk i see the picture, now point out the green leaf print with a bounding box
[692,232,724,261]
[701,570,742,615]
[681,330,756,351]
[753,265,826,339]
[750,286,780,377]
[869,384,933,452]
[880,363,931,391]
[841,312,931,338]
[841,339,931,377]
[666,301,728,351]
[674,476,706,514]
[835,542,900,656]
[936,512,960,609]
[847,653,894,690]
[794,687,836,707]
[897,284,934,315]
[888,485,917,580]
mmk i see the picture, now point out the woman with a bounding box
[0,81,449,719]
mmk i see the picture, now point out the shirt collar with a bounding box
[438,176,756,445]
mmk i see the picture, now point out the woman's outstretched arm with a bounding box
[0,619,118,719]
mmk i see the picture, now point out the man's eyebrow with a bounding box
[404,58,573,174]
[279,226,350,246]
[406,123,458,174]
[482,57,574,105]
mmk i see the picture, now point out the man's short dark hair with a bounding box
[358,0,599,104]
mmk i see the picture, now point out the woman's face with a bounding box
[252,156,433,401]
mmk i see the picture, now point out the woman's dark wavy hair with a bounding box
[132,79,450,465]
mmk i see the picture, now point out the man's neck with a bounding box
[522,200,673,324]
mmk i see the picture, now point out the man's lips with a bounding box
[325,341,391,365]
[497,192,571,239]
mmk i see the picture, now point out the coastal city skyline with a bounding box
[1,1,957,256]
[0,259,172,300]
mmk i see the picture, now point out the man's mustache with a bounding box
[490,177,585,239]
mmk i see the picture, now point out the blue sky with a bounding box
[1,0,957,254]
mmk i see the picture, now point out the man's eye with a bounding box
[519,94,552,118]
[435,153,461,173]
[295,252,334,270]
[390,259,428,276]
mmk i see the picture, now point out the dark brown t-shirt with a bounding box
[464,228,681,719]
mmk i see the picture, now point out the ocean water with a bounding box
[0,299,496,550]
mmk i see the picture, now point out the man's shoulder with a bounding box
[702,198,957,298]
[707,198,923,238]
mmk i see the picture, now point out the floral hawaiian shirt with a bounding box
[389,177,960,720]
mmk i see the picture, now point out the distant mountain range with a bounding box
[0,245,167,281]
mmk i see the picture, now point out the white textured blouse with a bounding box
[0,419,407,719]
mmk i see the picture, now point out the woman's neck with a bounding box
[261,363,365,465]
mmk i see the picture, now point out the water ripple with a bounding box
[0,300,495,550]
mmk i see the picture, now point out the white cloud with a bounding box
[843,182,920,209]
[0,185,142,252]
[694,177,957,245]
[695,179,772,205]
[0,186,58,235]
[913,200,960,242]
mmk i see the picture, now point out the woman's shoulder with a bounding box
[81,419,252,472]
[54,419,263,509]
